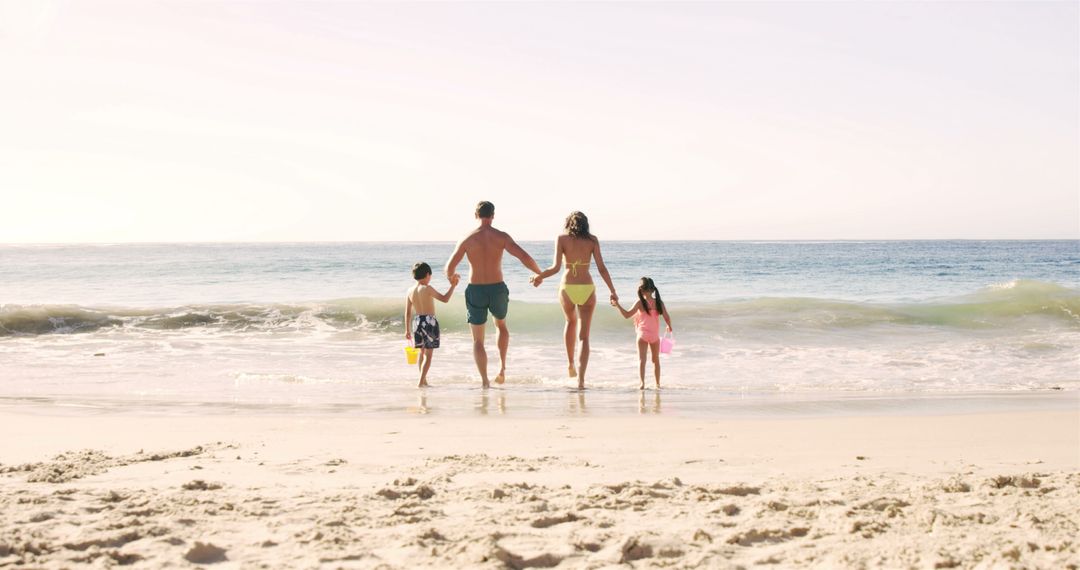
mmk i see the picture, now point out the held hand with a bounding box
[529,275,543,288]
[449,274,461,286]
[609,298,619,308]
[609,293,618,304]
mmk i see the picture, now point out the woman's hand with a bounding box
[666,325,673,333]
[529,274,543,288]
[609,293,618,304]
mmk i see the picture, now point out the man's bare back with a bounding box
[445,219,541,287]
[458,226,511,284]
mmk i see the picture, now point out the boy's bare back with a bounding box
[408,284,437,315]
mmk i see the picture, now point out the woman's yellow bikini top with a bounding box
[565,259,589,277]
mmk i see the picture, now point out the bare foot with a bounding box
[577,381,585,390]
[494,371,506,384]
[418,381,428,388]
[482,380,490,389]
[567,365,577,378]
[639,382,645,390]
[655,382,661,389]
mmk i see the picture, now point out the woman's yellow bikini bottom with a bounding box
[560,283,596,306]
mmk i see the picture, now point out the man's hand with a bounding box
[529,275,543,288]
[405,332,412,341]
[450,274,461,285]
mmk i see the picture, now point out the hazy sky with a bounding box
[1,1,1076,242]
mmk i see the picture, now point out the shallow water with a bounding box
[1,241,1077,415]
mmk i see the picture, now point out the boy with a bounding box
[405,262,459,387]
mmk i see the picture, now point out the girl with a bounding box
[612,277,673,389]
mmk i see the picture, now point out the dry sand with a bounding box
[1,408,1077,569]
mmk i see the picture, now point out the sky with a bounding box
[0,1,1077,242]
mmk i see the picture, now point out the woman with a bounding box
[530,211,618,389]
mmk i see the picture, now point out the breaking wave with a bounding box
[1,280,1076,337]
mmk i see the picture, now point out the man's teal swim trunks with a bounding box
[465,282,509,325]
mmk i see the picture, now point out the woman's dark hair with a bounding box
[564,211,591,239]
[637,277,664,315]
[412,262,432,280]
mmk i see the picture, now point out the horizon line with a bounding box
[1,237,1077,246]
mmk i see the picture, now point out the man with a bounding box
[446,201,542,388]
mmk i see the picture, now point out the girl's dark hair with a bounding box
[564,211,591,239]
[637,277,664,315]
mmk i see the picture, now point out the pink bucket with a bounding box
[660,332,675,354]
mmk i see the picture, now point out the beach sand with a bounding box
[1,407,1077,568]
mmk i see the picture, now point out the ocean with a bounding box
[1,241,1076,416]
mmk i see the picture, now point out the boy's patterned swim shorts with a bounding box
[412,314,440,349]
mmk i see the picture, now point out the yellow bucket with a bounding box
[404,346,419,365]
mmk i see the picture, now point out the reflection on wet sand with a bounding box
[405,387,666,417]
[638,390,661,414]
[477,390,507,415]
[407,391,430,415]
[568,390,587,414]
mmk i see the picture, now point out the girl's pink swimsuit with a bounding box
[633,298,661,343]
